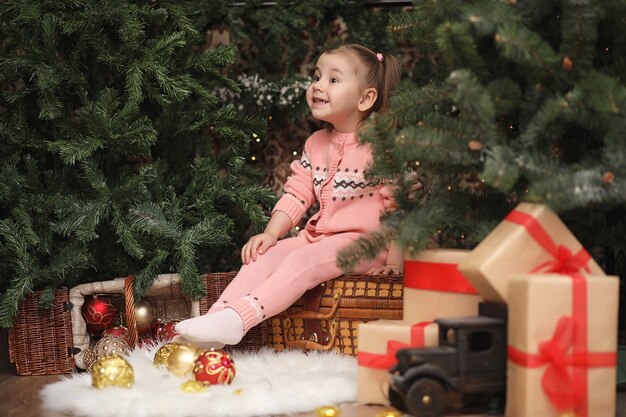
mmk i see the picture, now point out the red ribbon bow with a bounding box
[508,314,617,415]
[505,210,591,274]
[357,322,433,370]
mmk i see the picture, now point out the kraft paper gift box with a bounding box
[458,202,605,303]
[403,248,482,322]
[357,319,439,405]
[506,273,619,417]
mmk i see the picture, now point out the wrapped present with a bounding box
[403,249,481,322]
[458,202,605,302]
[357,319,439,405]
[506,273,619,417]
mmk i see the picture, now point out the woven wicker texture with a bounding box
[272,273,404,356]
[8,289,74,375]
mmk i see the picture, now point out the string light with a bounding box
[414,161,420,166]
[447,186,452,191]
[292,151,298,156]
[295,226,300,231]
[256,138,261,142]
[251,156,256,161]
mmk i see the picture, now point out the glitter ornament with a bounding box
[81,295,117,336]
[374,410,403,417]
[166,343,203,377]
[153,342,179,367]
[314,405,340,417]
[180,380,207,393]
[91,354,134,389]
[193,348,236,385]
[93,334,130,360]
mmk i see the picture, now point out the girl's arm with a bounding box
[241,210,293,264]
[368,241,403,275]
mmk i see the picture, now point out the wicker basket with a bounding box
[271,273,404,356]
[7,289,74,375]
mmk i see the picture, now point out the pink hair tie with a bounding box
[376,53,384,62]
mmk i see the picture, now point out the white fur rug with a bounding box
[40,346,358,417]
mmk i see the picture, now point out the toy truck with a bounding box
[388,316,507,417]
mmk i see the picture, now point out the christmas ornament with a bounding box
[152,319,179,342]
[603,171,615,185]
[193,348,236,385]
[374,410,402,417]
[468,140,482,151]
[562,56,573,71]
[81,295,118,336]
[180,380,207,393]
[314,405,340,417]
[81,346,98,371]
[91,354,134,389]
[134,299,156,335]
[166,343,203,377]
[153,342,179,367]
[93,335,130,360]
[102,325,130,344]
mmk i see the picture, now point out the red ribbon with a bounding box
[404,260,477,294]
[507,273,617,417]
[358,322,434,370]
[505,210,591,274]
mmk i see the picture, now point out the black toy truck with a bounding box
[388,316,507,417]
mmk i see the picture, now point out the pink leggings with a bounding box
[209,230,386,334]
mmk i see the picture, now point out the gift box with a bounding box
[356,319,439,405]
[506,273,619,417]
[458,203,605,303]
[403,249,482,322]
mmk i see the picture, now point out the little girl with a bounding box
[175,43,403,346]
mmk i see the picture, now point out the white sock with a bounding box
[174,308,244,345]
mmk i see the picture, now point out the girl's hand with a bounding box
[380,181,422,212]
[241,233,278,264]
[367,264,402,275]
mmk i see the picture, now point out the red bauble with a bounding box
[151,319,179,343]
[193,349,236,385]
[81,295,118,336]
[102,326,130,344]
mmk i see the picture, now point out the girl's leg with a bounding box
[207,234,309,313]
[228,232,385,333]
[174,234,308,344]
[176,232,385,345]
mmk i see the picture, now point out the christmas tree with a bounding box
[0,1,276,326]
[338,0,626,312]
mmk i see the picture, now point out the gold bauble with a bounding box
[180,380,207,393]
[91,353,134,389]
[314,405,340,417]
[166,343,203,377]
[134,299,155,335]
[94,335,130,359]
[153,342,180,368]
[374,410,403,417]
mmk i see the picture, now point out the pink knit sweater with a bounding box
[272,129,385,235]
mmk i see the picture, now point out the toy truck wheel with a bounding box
[405,377,445,417]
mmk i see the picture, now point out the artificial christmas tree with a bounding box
[0,1,277,327]
[337,0,626,331]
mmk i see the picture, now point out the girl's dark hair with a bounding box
[324,43,402,116]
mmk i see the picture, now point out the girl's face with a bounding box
[306,51,376,133]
